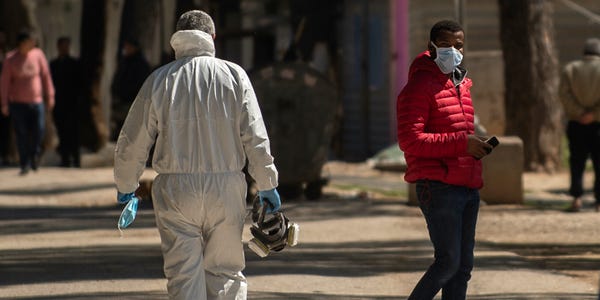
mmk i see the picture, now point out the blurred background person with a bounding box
[0,30,12,166]
[50,36,82,168]
[0,29,54,175]
[110,37,150,141]
[559,37,600,213]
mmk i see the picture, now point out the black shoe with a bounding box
[19,168,29,176]
[31,156,39,171]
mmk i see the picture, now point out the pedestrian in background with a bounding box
[397,20,492,300]
[50,36,82,168]
[559,38,600,213]
[114,10,281,299]
[0,30,12,166]
[0,30,54,175]
[110,37,150,140]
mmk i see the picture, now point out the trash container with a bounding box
[250,62,338,199]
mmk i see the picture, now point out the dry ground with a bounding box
[0,162,598,299]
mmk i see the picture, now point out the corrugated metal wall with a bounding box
[340,0,392,161]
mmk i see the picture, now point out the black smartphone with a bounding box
[485,136,499,154]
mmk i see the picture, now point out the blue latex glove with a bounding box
[118,196,139,230]
[117,191,136,204]
[258,188,281,214]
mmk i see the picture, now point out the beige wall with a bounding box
[467,51,505,135]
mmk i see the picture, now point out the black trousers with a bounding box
[0,114,11,164]
[566,121,600,203]
[54,111,80,167]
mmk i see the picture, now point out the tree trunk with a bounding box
[79,0,124,151]
[0,0,36,47]
[119,0,161,66]
[498,0,562,172]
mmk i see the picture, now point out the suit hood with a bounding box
[170,30,215,59]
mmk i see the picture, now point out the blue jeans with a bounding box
[10,103,45,170]
[409,180,480,300]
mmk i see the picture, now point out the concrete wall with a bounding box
[466,50,505,136]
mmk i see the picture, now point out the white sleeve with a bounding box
[239,71,278,191]
[114,78,158,193]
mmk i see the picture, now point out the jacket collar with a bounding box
[410,51,467,85]
[170,30,215,59]
[409,51,447,82]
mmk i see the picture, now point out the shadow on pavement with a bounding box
[283,198,418,222]
[0,183,115,196]
[466,294,598,300]
[0,205,157,235]
[6,291,167,300]
[0,244,164,286]
[477,241,600,272]
[245,240,433,277]
[247,238,600,277]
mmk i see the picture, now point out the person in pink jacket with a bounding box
[0,30,54,175]
[396,20,493,300]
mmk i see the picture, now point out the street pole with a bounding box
[454,0,467,55]
[454,0,465,25]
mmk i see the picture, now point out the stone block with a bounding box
[481,136,524,204]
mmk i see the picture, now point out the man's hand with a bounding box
[1,105,8,117]
[467,135,493,160]
[579,112,594,125]
[258,188,281,214]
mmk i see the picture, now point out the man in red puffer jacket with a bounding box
[396,20,494,300]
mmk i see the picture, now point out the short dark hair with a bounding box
[583,38,600,56]
[430,20,463,42]
[176,10,215,35]
[123,36,140,48]
[16,29,32,45]
[57,36,70,45]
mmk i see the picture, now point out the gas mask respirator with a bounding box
[248,197,299,258]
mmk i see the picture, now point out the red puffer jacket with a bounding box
[396,51,483,189]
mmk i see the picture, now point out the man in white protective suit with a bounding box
[113,10,281,300]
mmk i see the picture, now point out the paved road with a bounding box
[0,164,598,299]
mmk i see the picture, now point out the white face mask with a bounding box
[431,41,463,74]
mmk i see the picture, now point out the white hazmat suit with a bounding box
[114,30,278,300]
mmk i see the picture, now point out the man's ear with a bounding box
[427,41,436,58]
[212,34,216,40]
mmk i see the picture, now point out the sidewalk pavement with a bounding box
[0,162,598,299]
